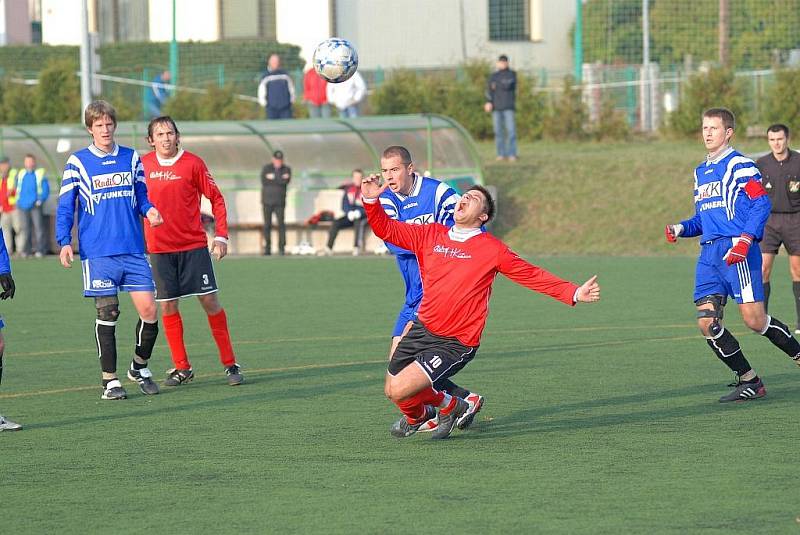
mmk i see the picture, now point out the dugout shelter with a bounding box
[0,114,483,254]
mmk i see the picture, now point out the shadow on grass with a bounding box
[26,361,383,431]
[456,371,800,441]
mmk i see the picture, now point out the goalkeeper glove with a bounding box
[347,210,361,221]
[665,224,683,243]
[0,272,15,300]
[724,234,753,266]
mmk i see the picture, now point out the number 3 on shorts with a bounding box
[202,274,209,285]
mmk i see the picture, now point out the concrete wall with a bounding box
[148,0,219,42]
[0,0,31,45]
[334,0,575,73]
[276,0,331,67]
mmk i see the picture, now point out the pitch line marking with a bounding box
[0,331,715,399]
[6,323,701,359]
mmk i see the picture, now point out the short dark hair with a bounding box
[702,107,735,131]
[146,115,180,141]
[352,168,363,175]
[466,184,496,223]
[24,153,35,160]
[767,123,790,137]
[382,145,412,164]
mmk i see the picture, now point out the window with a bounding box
[488,0,543,42]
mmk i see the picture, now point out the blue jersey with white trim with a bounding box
[680,147,771,242]
[0,228,10,274]
[378,173,458,256]
[56,144,154,259]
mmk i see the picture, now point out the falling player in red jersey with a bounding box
[361,176,601,439]
[142,116,243,387]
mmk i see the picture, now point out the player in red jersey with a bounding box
[142,116,243,387]
[361,176,601,439]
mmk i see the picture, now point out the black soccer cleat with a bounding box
[225,364,244,386]
[719,378,766,403]
[431,398,469,439]
[390,405,436,438]
[101,379,128,400]
[127,366,160,395]
[164,368,194,387]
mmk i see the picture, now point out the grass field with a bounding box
[3,255,800,533]
[480,139,768,256]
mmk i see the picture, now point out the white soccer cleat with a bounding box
[455,393,485,430]
[416,413,439,433]
[0,414,22,431]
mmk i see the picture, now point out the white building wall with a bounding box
[41,0,83,45]
[334,0,575,73]
[275,0,331,67]
[148,0,219,42]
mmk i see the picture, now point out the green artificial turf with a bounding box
[2,255,799,533]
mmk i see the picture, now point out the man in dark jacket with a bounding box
[320,169,366,256]
[484,54,517,162]
[257,54,295,120]
[261,150,291,255]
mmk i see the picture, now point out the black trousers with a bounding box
[326,217,367,249]
[263,203,286,254]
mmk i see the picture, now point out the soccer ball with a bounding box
[313,38,359,83]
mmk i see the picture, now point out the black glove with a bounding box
[0,272,15,300]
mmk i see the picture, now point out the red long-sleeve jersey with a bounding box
[142,149,228,253]
[365,199,578,347]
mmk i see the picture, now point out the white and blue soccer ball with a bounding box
[313,38,359,83]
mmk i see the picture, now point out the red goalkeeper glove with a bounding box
[724,234,753,265]
[665,224,683,243]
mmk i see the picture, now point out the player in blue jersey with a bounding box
[375,145,484,431]
[666,107,800,402]
[0,228,19,430]
[56,100,164,400]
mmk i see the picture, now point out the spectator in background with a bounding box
[303,67,330,118]
[261,150,291,255]
[485,54,517,162]
[11,154,49,257]
[0,157,19,255]
[327,70,366,118]
[319,169,367,256]
[258,54,295,120]
[146,70,171,119]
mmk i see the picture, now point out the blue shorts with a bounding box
[392,254,423,337]
[0,316,5,329]
[81,254,155,297]
[694,237,764,304]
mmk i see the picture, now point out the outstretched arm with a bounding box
[497,248,587,306]
[361,174,425,253]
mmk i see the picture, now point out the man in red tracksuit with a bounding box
[303,67,330,118]
[361,177,601,439]
[142,116,243,387]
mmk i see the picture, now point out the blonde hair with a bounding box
[84,100,117,128]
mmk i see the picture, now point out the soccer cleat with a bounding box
[127,366,160,395]
[0,415,22,431]
[390,405,436,438]
[455,393,485,430]
[164,368,194,387]
[416,413,439,433]
[719,378,766,403]
[101,379,128,400]
[430,398,469,439]
[225,364,244,386]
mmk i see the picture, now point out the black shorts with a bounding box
[388,321,478,384]
[150,246,218,301]
[762,212,800,255]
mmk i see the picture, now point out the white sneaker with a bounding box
[316,246,333,256]
[0,414,22,431]
[455,393,485,430]
[373,243,389,255]
[352,247,360,256]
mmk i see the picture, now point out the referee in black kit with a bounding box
[757,124,800,333]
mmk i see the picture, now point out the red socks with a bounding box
[395,387,446,423]
[162,312,190,370]
[207,309,236,367]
